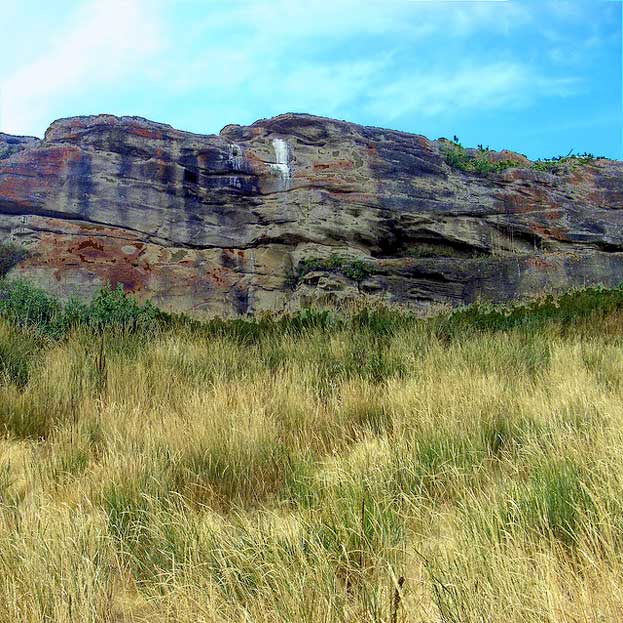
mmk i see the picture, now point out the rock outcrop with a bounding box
[0,113,621,316]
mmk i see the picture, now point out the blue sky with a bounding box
[1,0,621,160]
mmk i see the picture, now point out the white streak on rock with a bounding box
[227,177,243,189]
[270,138,290,180]
[228,143,244,170]
[225,143,246,190]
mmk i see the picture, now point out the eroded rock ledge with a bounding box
[1,113,622,316]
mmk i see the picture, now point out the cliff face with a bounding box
[0,113,622,316]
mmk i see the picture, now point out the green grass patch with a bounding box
[502,459,594,546]
[0,323,44,387]
[532,152,604,173]
[442,142,606,177]
[437,284,623,337]
[2,279,623,352]
[441,142,523,175]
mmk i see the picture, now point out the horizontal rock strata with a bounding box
[1,113,622,315]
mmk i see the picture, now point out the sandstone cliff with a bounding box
[0,113,621,316]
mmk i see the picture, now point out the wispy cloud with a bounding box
[0,0,616,160]
[1,0,161,135]
[366,62,580,121]
[191,0,531,41]
[151,0,542,128]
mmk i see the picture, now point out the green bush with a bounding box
[441,142,522,175]
[531,152,603,173]
[437,283,623,337]
[0,279,165,336]
[295,254,376,284]
[1,278,623,345]
[0,279,61,330]
[442,142,606,177]
[84,283,161,332]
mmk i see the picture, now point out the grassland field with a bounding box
[1,280,623,622]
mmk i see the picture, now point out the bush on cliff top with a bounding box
[531,152,603,172]
[441,142,523,175]
[442,140,606,176]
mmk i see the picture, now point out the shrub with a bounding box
[442,142,606,177]
[295,254,376,284]
[0,279,165,336]
[1,278,623,345]
[438,283,623,336]
[85,283,161,333]
[531,152,604,173]
[441,142,522,175]
[0,279,61,330]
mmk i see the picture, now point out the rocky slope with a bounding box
[0,113,622,316]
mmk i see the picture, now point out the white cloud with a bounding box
[366,62,580,120]
[1,0,162,136]
[279,59,390,116]
[191,0,530,42]
[0,0,584,137]
[152,0,538,129]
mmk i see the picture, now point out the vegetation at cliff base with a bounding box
[1,280,623,621]
[0,280,161,335]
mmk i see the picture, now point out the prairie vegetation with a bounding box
[1,280,623,621]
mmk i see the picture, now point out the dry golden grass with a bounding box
[1,308,623,621]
